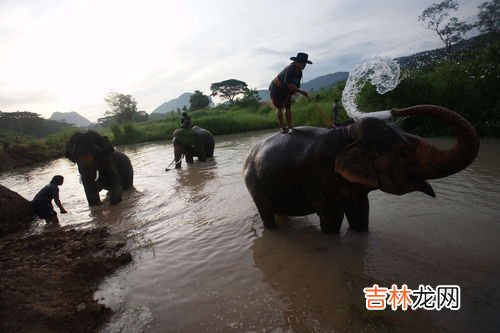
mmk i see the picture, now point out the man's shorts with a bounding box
[270,90,291,109]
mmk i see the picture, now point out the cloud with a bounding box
[0,0,485,121]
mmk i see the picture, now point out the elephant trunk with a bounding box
[392,105,479,180]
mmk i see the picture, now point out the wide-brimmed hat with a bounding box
[290,52,312,64]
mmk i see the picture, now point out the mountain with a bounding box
[301,72,349,92]
[257,71,349,101]
[152,92,215,114]
[50,111,92,127]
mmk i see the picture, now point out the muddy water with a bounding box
[1,131,499,333]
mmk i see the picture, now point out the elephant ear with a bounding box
[335,141,379,187]
[65,142,76,163]
[98,136,115,153]
[64,134,79,163]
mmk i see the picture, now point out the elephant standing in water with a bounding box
[243,105,479,233]
[65,131,134,205]
[172,126,214,169]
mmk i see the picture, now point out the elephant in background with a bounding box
[243,105,479,233]
[172,126,214,169]
[65,131,134,205]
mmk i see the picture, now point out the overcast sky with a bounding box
[0,0,483,121]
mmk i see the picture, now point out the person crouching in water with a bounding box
[32,175,67,224]
[269,52,311,133]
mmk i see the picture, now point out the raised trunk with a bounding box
[392,105,479,179]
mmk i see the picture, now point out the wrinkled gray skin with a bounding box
[172,126,215,168]
[243,105,479,233]
[65,131,134,205]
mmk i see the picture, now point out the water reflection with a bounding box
[174,159,217,204]
[252,216,436,332]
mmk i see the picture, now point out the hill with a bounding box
[396,33,493,70]
[50,111,92,127]
[153,92,215,114]
[301,72,349,92]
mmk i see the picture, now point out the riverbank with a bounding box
[0,227,131,333]
[0,185,131,332]
[0,142,63,172]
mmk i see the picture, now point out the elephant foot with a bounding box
[262,217,278,229]
[345,196,369,233]
[110,195,122,205]
[349,225,369,232]
[257,208,277,229]
[88,199,101,206]
[320,220,342,234]
[318,205,344,234]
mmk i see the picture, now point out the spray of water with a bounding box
[342,57,401,120]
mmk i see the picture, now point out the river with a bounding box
[1,130,499,333]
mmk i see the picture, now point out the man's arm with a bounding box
[284,66,308,97]
[52,187,67,213]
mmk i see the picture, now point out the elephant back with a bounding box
[174,128,198,147]
[193,126,215,157]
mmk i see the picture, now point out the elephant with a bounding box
[171,126,215,169]
[65,130,134,205]
[243,105,479,233]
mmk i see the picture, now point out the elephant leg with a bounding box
[345,195,369,232]
[257,201,277,229]
[108,165,124,205]
[109,194,122,205]
[318,201,345,233]
[197,146,207,162]
[109,185,123,205]
[185,153,194,164]
[250,188,277,229]
[83,183,101,206]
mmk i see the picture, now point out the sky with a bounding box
[0,0,483,122]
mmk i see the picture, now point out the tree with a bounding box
[189,90,210,111]
[133,111,149,122]
[104,91,138,122]
[235,88,261,109]
[476,0,499,33]
[97,115,115,127]
[210,79,248,104]
[418,0,473,56]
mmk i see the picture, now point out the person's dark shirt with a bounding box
[181,115,192,129]
[332,103,340,125]
[32,183,60,206]
[269,63,303,93]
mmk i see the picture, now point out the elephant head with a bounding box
[335,105,480,197]
[65,131,117,205]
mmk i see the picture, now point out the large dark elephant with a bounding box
[65,131,134,205]
[172,126,214,168]
[243,105,479,233]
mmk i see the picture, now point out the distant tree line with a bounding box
[0,111,72,138]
